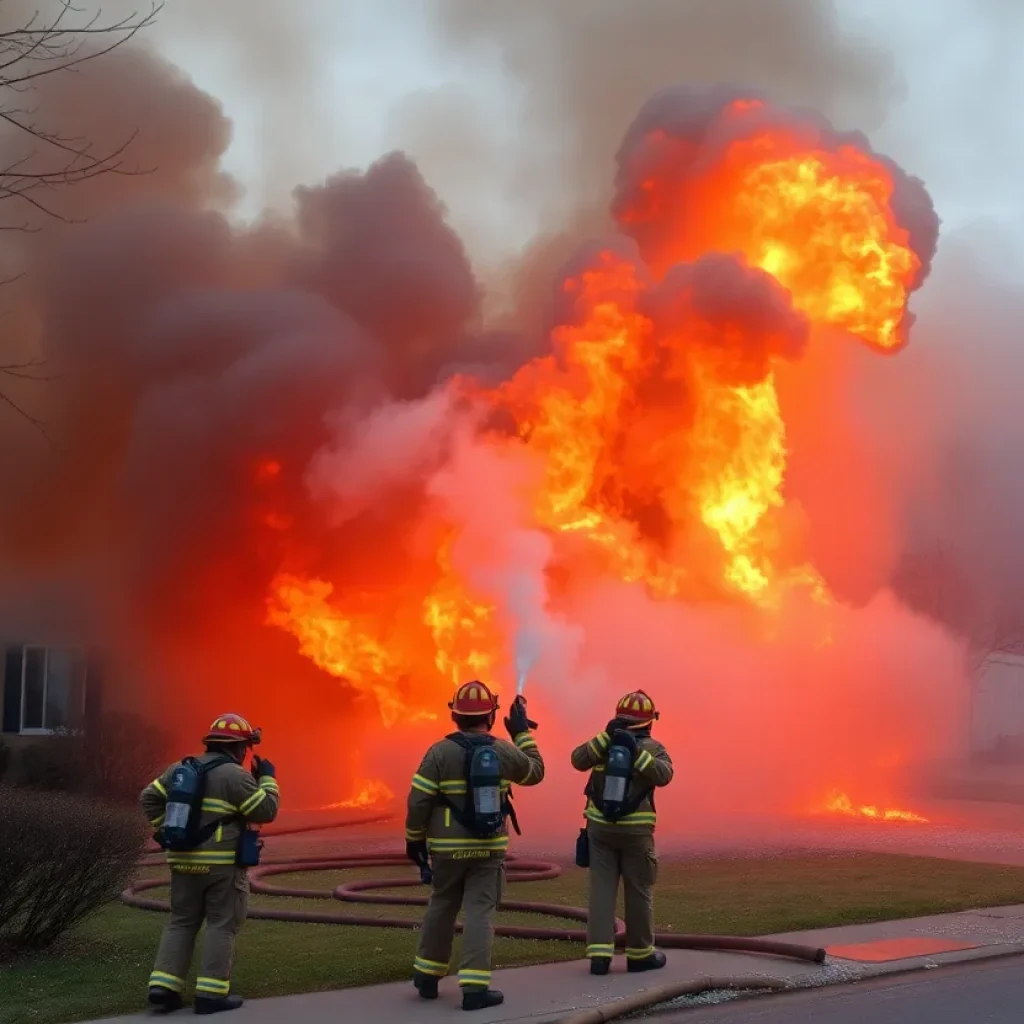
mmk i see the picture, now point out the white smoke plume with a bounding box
[427,429,585,700]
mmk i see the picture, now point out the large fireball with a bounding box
[265,87,954,823]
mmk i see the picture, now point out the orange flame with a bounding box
[265,115,920,726]
[324,778,395,810]
[423,536,502,684]
[819,790,928,824]
[730,142,919,351]
[265,573,429,727]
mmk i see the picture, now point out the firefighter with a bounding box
[140,713,281,1015]
[571,689,673,976]
[406,681,544,1012]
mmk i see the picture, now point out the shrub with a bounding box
[11,711,171,805]
[12,737,84,792]
[72,711,172,805]
[0,786,146,953]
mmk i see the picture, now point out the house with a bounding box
[1,643,102,747]
[971,650,1024,761]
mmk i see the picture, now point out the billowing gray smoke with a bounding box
[0,41,495,773]
[428,0,900,325]
[0,1,1013,809]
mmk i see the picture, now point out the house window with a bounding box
[16,646,88,734]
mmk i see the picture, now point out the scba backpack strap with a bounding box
[441,732,511,839]
[585,777,655,824]
[160,754,236,852]
[584,742,656,824]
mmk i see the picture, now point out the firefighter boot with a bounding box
[590,957,611,976]
[148,988,184,1014]
[462,988,504,1012]
[193,995,244,1015]
[413,973,440,1000]
[627,951,667,973]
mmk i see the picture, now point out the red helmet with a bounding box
[448,680,499,716]
[203,713,262,746]
[615,689,659,727]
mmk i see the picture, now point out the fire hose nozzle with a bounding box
[513,694,538,731]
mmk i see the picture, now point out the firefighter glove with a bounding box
[612,729,638,757]
[252,755,276,779]
[605,718,627,737]
[504,697,531,739]
[406,839,428,864]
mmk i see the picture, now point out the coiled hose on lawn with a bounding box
[122,814,826,965]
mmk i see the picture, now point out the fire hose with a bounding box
[124,850,819,1021]
[123,820,827,968]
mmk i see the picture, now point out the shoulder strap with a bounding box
[445,731,494,749]
[188,755,242,846]
[446,731,471,751]
[197,754,235,777]
[504,788,521,836]
[439,732,504,834]
[436,733,476,831]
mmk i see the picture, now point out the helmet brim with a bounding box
[204,732,260,746]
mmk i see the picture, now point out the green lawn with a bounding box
[4,852,1024,1024]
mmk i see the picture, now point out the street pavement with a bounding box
[83,904,1024,1023]
[673,955,1024,1022]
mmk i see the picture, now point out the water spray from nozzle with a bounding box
[515,650,533,696]
[513,645,538,728]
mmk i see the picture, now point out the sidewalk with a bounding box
[84,905,1024,1024]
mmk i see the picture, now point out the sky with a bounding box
[143,0,1023,282]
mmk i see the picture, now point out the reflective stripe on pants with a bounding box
[150,867,249,996]
[585,827,657,957]
[414,854,505,988]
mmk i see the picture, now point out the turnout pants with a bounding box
[149,867,249,1000]
[413,854,505,990]
[585,827,658,962]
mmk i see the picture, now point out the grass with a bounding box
[4,852,1024,1024]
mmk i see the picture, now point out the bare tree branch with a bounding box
[0,1,162,438]
[2,353,64,381]
[0,376,51,440]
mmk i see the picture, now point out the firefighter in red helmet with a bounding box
[405,681,544,1011]
[140,714,280,1015]
[571,690,674,976]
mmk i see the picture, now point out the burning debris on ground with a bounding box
[0,8,993,831]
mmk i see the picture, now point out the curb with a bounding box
[504,941,1024,1024]
[631,940,1024,1020]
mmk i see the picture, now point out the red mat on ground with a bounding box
[826,937,980,962]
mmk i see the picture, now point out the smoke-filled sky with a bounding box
[0,0,1021,815]
[115,0,1024,629]
[145,0,1023,251]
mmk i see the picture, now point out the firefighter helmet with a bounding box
[203,713,262,746]
[448,680,500,716]
[615,689,659,727]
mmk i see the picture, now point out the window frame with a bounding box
[18,644,88,735]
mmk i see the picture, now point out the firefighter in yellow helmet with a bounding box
[405,681,544,1011]
[140,714,280,1015]
[571,689,674,975]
